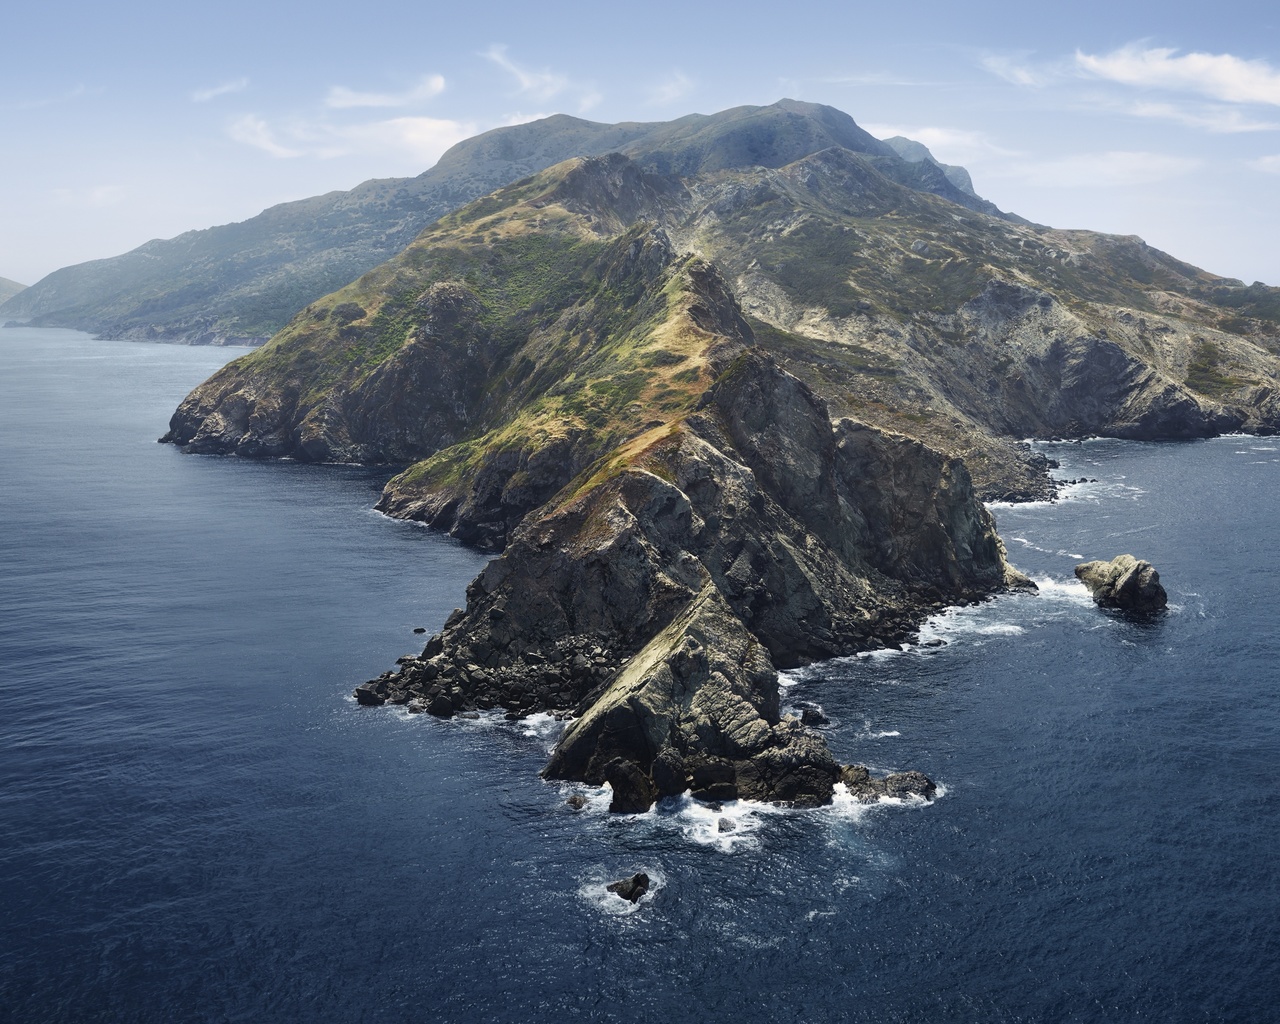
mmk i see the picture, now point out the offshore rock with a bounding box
[840,765,938,803]
[606,873,650,903]
[1075,555,1168,613]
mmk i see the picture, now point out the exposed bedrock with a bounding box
[359,354,1032,809]
[1075,554,1168,613]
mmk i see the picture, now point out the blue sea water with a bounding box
[1,326,1278,1023]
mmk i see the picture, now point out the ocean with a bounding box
[1,326,1277,1023]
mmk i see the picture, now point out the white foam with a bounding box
[1031,576,1094,604]
[579,864,666,916]
[519,711,566,751]
[657,793,780,852]
[977,623,1025,636]
[824,780,945,821]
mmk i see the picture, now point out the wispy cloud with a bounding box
[1076,45,1280,106]
[226,113,475,165]
[861,123,1018,165]
[498,111,555,127]
[980,54,1058,88]
[324,74,445,109]
[649,71,693,106]
[228,115,303,158]
[995,150,1202,188]
[482,44,599,113]
[1125,100,1279,133]
[191,78,249,103]
[484,44,569,101]
[1249,155,1280,173]
[331,117,476,163]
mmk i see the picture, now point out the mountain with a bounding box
[0,277,26,304]
[0,100,1006,344]
[159,121,1280,807]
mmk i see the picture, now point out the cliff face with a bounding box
[360,353,1024,807]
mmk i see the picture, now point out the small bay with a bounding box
[1,327,1277,1022]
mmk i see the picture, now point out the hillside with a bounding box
[0,100,1003,344]
[0,277,25,305]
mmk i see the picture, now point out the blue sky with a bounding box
[4,0,1280,289]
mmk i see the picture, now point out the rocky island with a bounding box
[155,101,1280,809]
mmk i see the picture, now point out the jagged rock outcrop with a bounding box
[1075,555,1168,613]
[359,353,1028,809]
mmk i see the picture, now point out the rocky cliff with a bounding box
[357,351,1027,808]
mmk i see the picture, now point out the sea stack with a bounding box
[1075,555,1168,613]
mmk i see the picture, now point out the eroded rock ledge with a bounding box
[357,354,1032,809]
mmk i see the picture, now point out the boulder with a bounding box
[1074,555,1167,613]
[353,684,385,707]
[606,872,650,903]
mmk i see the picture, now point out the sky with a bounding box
[3,0,1280,289]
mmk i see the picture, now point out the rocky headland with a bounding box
[154,103,1280,810]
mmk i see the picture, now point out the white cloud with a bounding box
[482,44,599,113]
[980,54,1055,88]
[649,71,694,106]
[228,115,303,158]
[862,123,1018,165]
[996,151,1202,188]
[498,111,555,127]
[330,117,476,163]
[324,74,445,110]
[226,112,475,166]
[483,44,569,101]
[1076,45,1280,106]
[1250,155,1280,174]
[191,78,249,103]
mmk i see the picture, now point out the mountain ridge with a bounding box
[0,101,1010,343]
[0,276,26,305]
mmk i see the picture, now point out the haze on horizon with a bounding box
[3,0,1280,290]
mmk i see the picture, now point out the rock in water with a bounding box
[606,872,650,903]
[1074,555,1167,613]
[840,765,938,803]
